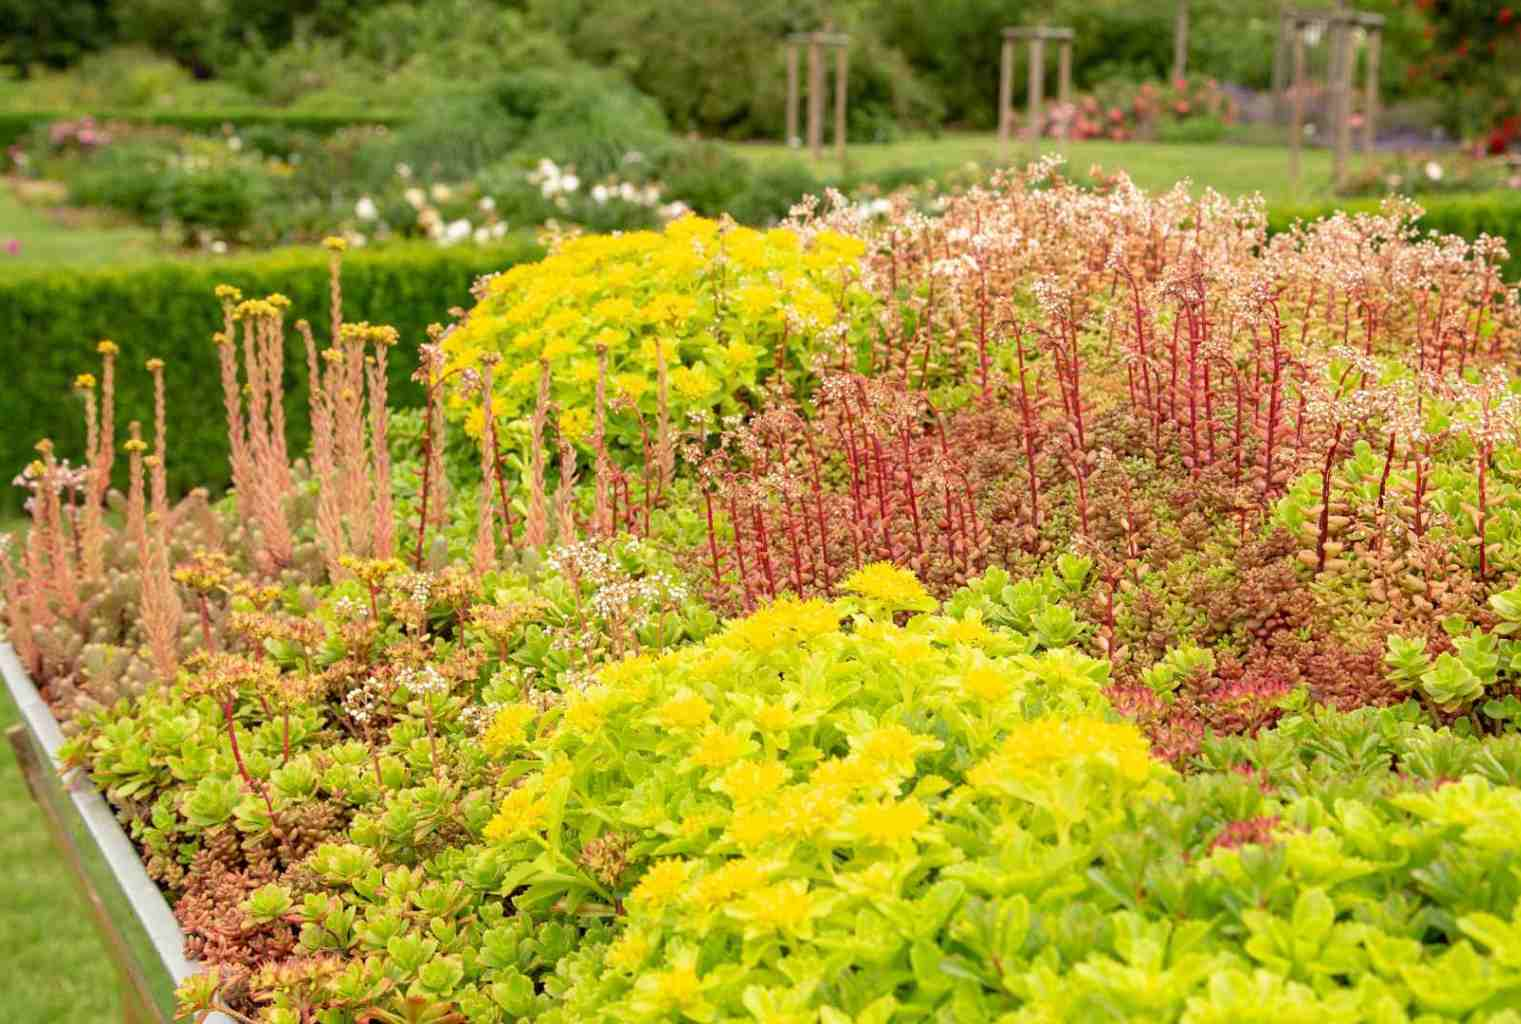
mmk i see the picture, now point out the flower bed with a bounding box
[10,166,1521,1022]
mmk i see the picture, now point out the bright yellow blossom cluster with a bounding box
[471,570,1164,1023]
[842,561,938,612]
[967,715,1159,790]
[442,215,873,448]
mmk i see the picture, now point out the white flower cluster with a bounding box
[401,665,450,697]
[529,158,581,199]
[342,676,388,726]
[527,157,689,222]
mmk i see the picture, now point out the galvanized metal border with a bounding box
[1,643,231,1024]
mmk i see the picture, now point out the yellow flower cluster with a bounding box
[717,595,841,654]
[967,715,1158,790]
[842,562,938,612]
[470,566,1164,1021]
[481,782,548,842]
[480,703,536,758]
[442,215,871,447]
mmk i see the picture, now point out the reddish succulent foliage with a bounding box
[1208,815,1282,853]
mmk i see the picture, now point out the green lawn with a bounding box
[0,691,119,1022]
[730,132,1342,206]
[0,179,161,266]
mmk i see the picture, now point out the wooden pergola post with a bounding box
[785,44,800,146]
[1281,8,1382,192]
[998,35,1015,149]
[784,32,851,162]
[1028,33,1045,152]
[806,36,823,159]
[1058,35,1073,111]
[1289,17,1306,193]
[999,26,1074,160]
[1330,13,1355,189]
[1173,0,1190,82]
[1358,13,1384,159]
[834,44,848,165]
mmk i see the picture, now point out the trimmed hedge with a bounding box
[0,238,541,516]
[0,109,408,149]
[1267,190,1521,280]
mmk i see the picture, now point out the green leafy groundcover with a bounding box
[59,559,1521,1024]
[0,238,540,514]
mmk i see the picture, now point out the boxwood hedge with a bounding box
[0,238,541,515]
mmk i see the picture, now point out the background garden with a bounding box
[8,1,1521,1020]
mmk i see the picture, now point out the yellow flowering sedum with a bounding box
[481,703,537,757]
[842,561,938,612]
[968,715,1159,791]
[472,565,1167,1023]
[630,859,691,910]
[481,784,548,842]
[442,215,874,449]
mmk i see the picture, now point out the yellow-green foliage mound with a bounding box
[477,563,1165,1021]
[442,216,873,445]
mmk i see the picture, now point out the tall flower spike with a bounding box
[366,325,399,560]
[473,356,500,575]
[324,236,346,345]
[75,373,106,579]
[145,358,168,524]
[654,335,675,491]
[524,359,551,549]
[554,434,579,545]
[95,339,117,506]
[34,439,80,619]
[335,322,371,556]
[593,344,612,538]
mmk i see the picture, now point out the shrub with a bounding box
[351,68,671,189]
[0,238,542,514]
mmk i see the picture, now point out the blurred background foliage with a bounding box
[0,1,1458,139]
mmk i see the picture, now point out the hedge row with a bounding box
[0,238,541,516]
[0,109,408,149]
[1267,190,1521,280]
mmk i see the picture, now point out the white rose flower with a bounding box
[404,187,426,209]
[473,226,490,244]
[591,184,610,204]
[396,162,413,179]
[478,196,496,212]
[431,183,453,202]
[1425,161,1444,182]
[355,196,379,221]
[561,174,580,193]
